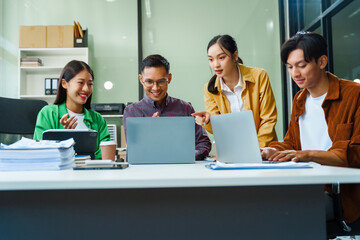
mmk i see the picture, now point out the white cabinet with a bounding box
[18,48,89,104]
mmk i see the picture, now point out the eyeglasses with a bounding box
[142,79,168,87]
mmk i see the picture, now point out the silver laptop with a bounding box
[126,117,195,164]
[210,111,262,163]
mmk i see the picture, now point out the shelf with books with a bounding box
[18,48,88,104]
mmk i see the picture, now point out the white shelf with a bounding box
[20,95,56,99]
[19,48,88,56]
[20,66,64,73]
[18,48,89,104]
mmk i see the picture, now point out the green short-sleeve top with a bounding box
[33,102,111,159]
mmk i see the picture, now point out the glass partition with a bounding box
[332,0,360,80]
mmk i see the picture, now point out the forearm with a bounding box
[203,121,213,134]
[267,149,346,166]
[305,150,345,167]
[195,130,212,160]
[268,141,295,151]
[257,121,278,147]
[257,73,279,147]
[203,88,219,134]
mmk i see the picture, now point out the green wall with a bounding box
[142,0,283,138]
[0,0,139,104]
[0,0,283,138]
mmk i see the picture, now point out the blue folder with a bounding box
[206,161,313,170]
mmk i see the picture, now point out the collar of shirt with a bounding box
[294,72,341,120]
[220,65,243,93]
[58,102,93,126]
[143,93,170,109]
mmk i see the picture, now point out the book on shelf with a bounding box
[20,57,42,67]
[74,154,91,166]
[45,78,52,95]
[51,78,59,95]
[20,57,42,62]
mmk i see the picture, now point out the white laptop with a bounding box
[126,117,195,164]
[210,111,262,163]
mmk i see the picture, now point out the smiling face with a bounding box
[139,66,172,106]
[286,48,328,94]
[207,43,238,79]
[61,69,93,113]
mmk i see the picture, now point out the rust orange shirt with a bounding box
[270,72,360,223]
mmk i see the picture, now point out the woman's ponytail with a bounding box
[207,74,218,94]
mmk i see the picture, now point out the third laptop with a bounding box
[210,111,262,163]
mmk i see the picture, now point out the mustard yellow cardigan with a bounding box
[203,64,278,148]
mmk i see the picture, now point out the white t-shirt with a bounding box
[299,93,332,151]
[67,109,89,130]
[220,65,245,113]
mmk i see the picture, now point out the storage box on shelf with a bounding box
[18,48,88,104]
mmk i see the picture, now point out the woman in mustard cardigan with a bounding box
[193,35,277,147]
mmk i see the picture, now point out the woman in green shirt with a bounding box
[33,60,110,159]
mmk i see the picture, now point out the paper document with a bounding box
[0,137,74,150]
[0,137,75,171]
[206,161,313,170]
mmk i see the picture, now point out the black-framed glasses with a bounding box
[142,79,168,87]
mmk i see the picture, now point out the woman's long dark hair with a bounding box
[54,60,94,109]
[207,35,243,94]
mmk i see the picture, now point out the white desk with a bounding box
[1,162,360,190]
[1,162,360,240]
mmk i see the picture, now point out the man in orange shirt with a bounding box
[261,32,360,224]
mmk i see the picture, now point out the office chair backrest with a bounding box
[0,97,48,134]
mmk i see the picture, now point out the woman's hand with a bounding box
[191,111,210,126]
[60,113,78,129]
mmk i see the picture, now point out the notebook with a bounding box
[43,129,98,159]
[126,117,195,164]
[210,111,262,163]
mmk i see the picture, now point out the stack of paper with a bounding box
[0,137,75,171]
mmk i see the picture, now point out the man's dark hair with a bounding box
[281,32,328,64]
[140,54,170,74]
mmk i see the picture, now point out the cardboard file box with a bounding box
[74,29,88,47]
[47,25,74,48]
[19,26,46,48]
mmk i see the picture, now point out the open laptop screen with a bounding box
[126,117,195,164]
[210,111,262,164]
